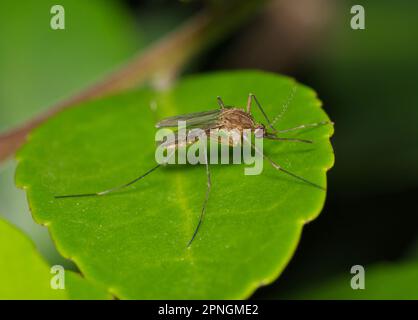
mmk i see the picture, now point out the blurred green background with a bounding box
[0,0,417,298]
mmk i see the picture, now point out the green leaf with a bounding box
[282,261,418,300]
[0,218,110,299]
[16,71,334,299]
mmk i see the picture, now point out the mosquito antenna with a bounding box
[243,136,325,191]
[249,94,276,132]
[271,85,297,127]
[187,147,211,247]
[217,96,225,109]
[55,164,161,199]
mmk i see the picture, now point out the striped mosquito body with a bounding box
[157,107,261,150]
[55,93,333,247]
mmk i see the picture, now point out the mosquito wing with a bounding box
[155,109,221,128]
[158,126,214,150]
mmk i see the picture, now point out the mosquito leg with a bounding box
[243,135,325,191]
[55,164,161,199]
[248,94,276,132]
[264,135,313,144]
[187,147,211,247]
[217,96,225,109]
[246,93,252,113]
[265,158,325,191]
[277,120,334,134]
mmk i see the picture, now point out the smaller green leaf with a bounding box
[0,218,109,299]
[283,261,418,300]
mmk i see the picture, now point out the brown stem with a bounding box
[0,1,266,162]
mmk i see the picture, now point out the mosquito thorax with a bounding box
[219,108,256,131]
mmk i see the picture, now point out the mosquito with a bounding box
[55,93,333,247]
